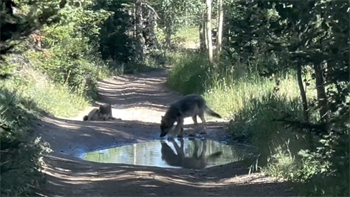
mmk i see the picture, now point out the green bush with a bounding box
[3,67,89,118]
[167,51,211,95]
[0,87,51,197]
[227,92,309,165]
[25,4,112,99]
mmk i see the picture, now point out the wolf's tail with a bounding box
[205,106,222,118]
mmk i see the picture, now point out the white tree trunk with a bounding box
[135,0,145,63]
[206,0,213,63]
[217,0,223,56]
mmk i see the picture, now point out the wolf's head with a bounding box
[98,104,108,114]
[160,115,175,137]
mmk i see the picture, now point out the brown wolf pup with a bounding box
[160,94,222,138]
[83,103,115,121]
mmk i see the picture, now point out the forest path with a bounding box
[35,67,294,196]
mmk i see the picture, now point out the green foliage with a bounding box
[151,0,203,49]
[262,2,348,196]
[204,74,302,119]
[0,2,119,195]
[166,0,349,196]
[91,0,135,67]
[0,87,51,197]
[227,92,309,164]
[223,0,276,60]
[25,3,112,98]
[172,26,200,49]
[3,67,89,118]
[168,50,321,192]
[0,0,63,79]
[220,1,349,196]
[167,51,211,94]
[167,50,297,98]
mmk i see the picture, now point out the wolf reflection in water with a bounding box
[160,138,223,169]
[82,138,245,168]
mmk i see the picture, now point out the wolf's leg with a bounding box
[188,115,198,137]
[192,115,198,126]
[103,115,108,121]
[174,119,184,138]
[198,112,207,134]
[192,115,199,129]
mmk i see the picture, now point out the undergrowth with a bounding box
[0,87,52,197]
[3,67,90,118]
[167,50,210,94]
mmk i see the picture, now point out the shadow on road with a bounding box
[96,69,181,111]
[38,153,294,196]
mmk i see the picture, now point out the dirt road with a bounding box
[35,68,294,196]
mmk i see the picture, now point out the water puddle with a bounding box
[81,138,253,169]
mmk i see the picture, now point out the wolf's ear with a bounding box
[161,115,164,120]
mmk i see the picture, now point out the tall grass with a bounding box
[203,74,302,118]
[3,68,90,118]
[167,51,211,94]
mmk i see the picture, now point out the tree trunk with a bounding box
[199,23,205,51]
[165,24,172,50]
[148,11,161,50]
[300,66,314,149]
[206,0,213,63]
[216,0,223,57]
[133,6,137,38]
[297,64,309,122]
[314,62,329,123]
[163,5,173,51]
[135,0,145,64]
[202,9,207,50]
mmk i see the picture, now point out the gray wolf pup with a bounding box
[83,103,115,121]
[160,94,221,138]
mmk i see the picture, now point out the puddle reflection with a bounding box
[81,138,250,169]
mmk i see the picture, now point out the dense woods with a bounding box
[1,0,348,196]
